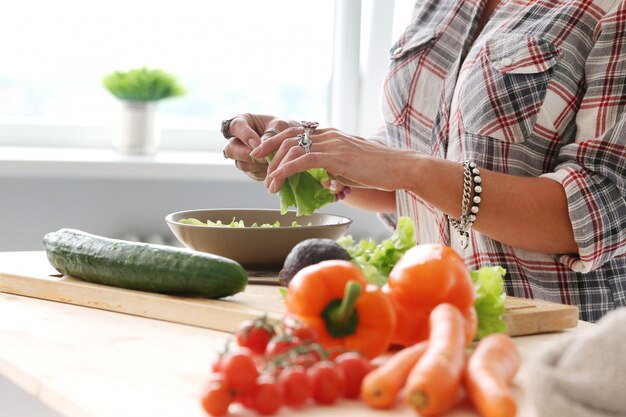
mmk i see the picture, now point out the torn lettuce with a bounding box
[178,218,311,227]
[470,266,508,339]
[265,151,336,216]
[278,168,336,216]
[338,216,416,286]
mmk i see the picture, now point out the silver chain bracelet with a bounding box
[448,160,482,249]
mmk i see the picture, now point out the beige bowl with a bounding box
[165,209,352,270]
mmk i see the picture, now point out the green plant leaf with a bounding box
[102,67,185,101]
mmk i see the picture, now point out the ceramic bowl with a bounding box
[165,208,352,270]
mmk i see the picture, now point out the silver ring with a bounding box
[301,121,319,135]
[221,118,236,139]
[300,121,317,155]
[297,133,312,154]
[263,128,281,136]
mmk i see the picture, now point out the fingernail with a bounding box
[250,147,261,158]
[248,138,260,148]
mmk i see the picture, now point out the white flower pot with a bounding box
[113,100,160,155]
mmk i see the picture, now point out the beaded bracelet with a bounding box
[448,160,482,249]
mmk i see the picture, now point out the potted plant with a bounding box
[103,67,185,155]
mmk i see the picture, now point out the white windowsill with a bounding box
[0,147,249,182]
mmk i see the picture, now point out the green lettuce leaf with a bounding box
[338,216,416,286]
[266,154,336,216]
[279,169,336,216]
[178,218,310,228]
[469,266,508,339]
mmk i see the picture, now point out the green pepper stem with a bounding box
[329,280,362,326]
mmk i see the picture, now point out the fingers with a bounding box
[250,126,302,159]
[260,119,293,142]
[265,137,302,182]
[268,152,323,193]
[236,161,267,181]
[223,138,266,164]
[228,116,262,148]
[223,138,268,180]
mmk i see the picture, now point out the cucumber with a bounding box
[43,228,248,299]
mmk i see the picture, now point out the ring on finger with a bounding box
[221,117,236,139]
[297,133,312,154]
[301,121,319,137]
[263,127,282,137]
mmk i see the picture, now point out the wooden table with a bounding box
[0,260,593,417]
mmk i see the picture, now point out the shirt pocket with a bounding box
[382,29,442,126]
[459,34,562,143]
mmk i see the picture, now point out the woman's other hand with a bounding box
[221,114,299,181]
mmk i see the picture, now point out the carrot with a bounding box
[361,341,428,409]
[402,303,466,416]
[463,333,521,417]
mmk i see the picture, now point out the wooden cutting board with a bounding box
[0,251,579,336]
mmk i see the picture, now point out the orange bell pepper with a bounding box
[285,260,396,359]
[385,244,477,347]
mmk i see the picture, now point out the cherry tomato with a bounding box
[200,375,232,417]
[235,389,256,410]
[265,334,301,357]
[291,348,323,369]
[236,317,276,355]
[334,352,373,399]
[284,315,319,342]
[277,366,312,408]
[250,376,283,416]
[221,348,259,393]
[307,361,346,405]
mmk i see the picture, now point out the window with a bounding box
[0,0,335,150]
[0,0,409,152]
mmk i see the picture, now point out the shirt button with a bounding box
[393,47,403,56]
[501,57,513,66]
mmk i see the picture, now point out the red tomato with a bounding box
[334,352,373,399]
[307,361,346,405]
[277,366,313,408]
[291,349,323,369]
[236,317,276,355]
[250,376,283,416]
[265,335,301,357]
[284,315,319,342]
[221,348,259,393]
[200,376,232,417]
[234,389,256,410]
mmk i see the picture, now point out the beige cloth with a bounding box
[527,308,626,417]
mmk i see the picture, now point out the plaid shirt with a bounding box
[381,0,626,321]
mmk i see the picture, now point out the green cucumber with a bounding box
[43,228,247,299]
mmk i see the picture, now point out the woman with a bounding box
[221,0,626,322]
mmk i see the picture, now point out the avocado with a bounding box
[279,238,352,286]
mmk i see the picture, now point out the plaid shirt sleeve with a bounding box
[541,0,626,273]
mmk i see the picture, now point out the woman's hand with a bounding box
[222,114,300,181]
[249,127,417,193]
